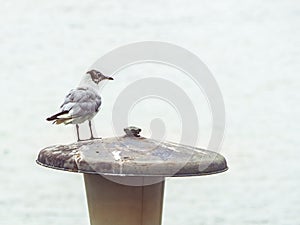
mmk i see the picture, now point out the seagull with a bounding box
[46,69,113,141]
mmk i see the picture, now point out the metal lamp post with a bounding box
[37,127,228,225]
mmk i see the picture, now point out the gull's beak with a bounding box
[106,76,114,80]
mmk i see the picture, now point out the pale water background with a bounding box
[0,0,299,224]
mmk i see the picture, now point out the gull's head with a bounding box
[86,70,114,84]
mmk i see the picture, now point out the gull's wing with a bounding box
[47,87,101,124]
[61,87,102,116]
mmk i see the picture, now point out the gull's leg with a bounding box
[76,124,81,142]
[89,120,94,139]
[88,120,102,140]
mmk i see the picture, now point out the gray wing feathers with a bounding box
[95,95,101,112]
[60,88,101,117]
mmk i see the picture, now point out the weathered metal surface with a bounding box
[37,128,227,177]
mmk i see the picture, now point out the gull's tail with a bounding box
[46,111,73,125]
